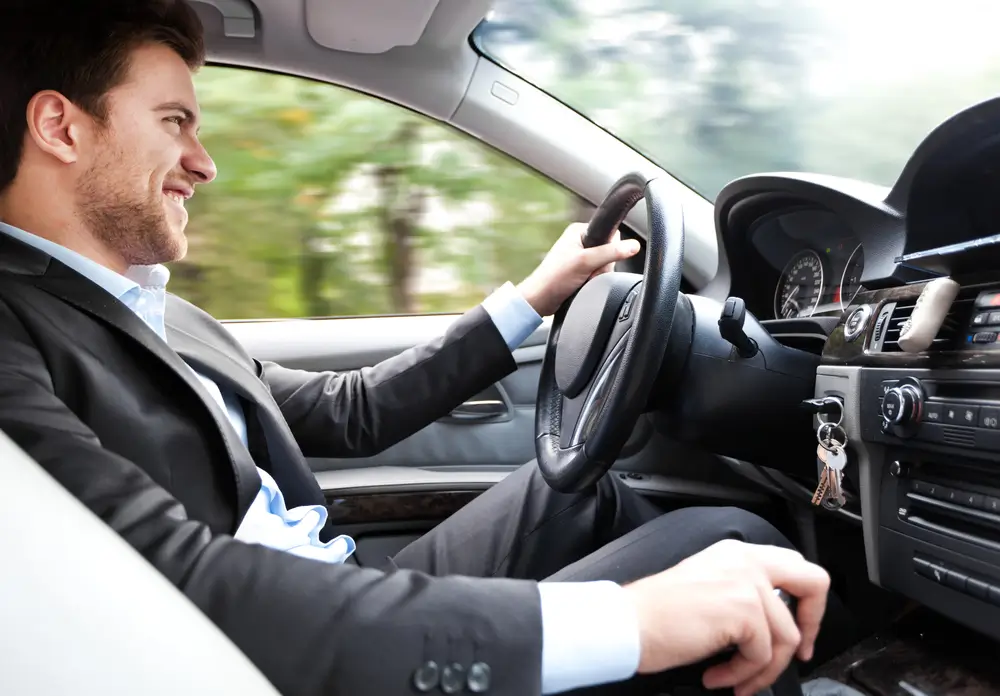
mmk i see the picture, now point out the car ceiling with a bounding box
[190,0,723,292]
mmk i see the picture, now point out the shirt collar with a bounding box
[0,221,169,301]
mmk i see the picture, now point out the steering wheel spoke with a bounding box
[534,173,685,493]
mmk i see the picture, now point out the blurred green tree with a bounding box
[175,68,574,319]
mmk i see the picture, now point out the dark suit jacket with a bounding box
[0,233,543,696]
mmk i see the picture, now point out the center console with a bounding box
[818,280,1000,644]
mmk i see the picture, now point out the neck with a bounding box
[0,182,129,275]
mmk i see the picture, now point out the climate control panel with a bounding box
[862,370,1000,452]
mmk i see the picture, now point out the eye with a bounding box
[164,115,185,128]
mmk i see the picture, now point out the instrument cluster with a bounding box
[750,208,865,319]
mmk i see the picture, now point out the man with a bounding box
[0,2,832,696]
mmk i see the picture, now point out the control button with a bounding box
[880,380,898,395]
[844,305,871,341]
[988,584,1000,608]
[963,492,984,509]
[913,557,934,579]
[973,312,990,326]
[928,562,947,584]
[881,384,923,427]
[983,497,1000,514]
[889,461,905,477]
[923,482,943,498]
[882,392,901,421]
[981,407,1000,429]
[989,311,1000,325]
[943,404,978,426]
[924,402,944,423]
[911,480,927,495]
[973,331,998,344]
[966,576,991,601]
[944,568,968,592]
[975,290,1000,308]
[947,404,980,426]
[929,486,960,504]
[619,289,638,321]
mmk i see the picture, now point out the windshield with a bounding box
[474,0,1000,200]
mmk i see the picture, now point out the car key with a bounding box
[821,443,847,510]
[810,444,830,506]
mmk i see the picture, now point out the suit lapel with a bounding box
[25,262,262,520]
[165,319,327,510]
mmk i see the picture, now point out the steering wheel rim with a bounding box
[534,172,685,493]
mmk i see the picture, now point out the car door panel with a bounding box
[225,314,548,475]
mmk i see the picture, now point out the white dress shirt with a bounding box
[0,221,640,694]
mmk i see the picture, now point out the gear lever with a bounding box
[760,590,805,696]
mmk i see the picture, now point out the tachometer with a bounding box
[839,244,864,311]
[774,250,824,319]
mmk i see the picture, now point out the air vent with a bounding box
[879,290,977,353]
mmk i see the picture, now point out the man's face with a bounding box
[75,43,216,266]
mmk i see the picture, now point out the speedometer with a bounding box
[774,250,824,319]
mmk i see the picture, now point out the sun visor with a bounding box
[191,0,257,38]
[305,0,442,54]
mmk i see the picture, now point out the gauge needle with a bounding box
[782,285,800,314]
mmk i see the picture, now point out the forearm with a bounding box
[265,290,540,458]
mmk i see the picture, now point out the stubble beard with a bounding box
[76,159,187,268]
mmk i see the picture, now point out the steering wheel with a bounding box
[535,172,686,493]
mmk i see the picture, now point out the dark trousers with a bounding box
[390,461,806,694]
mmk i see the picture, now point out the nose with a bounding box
[183,137,217,184]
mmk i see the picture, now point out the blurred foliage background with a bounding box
[175,0,1000,320]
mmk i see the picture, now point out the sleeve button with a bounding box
[467,662,491,693]
[440,663,465,694]
[412,661,439,692]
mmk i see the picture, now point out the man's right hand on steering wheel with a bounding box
[624,540,831,696]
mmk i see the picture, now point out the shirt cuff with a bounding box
[480,281,543,351]
[538,581,641,694]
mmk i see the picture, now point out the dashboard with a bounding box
[710,95,1000,650]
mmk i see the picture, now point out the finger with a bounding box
[732,586,802,696]
[701,587,771,690]
[746,546,830,661]
[579,238,640,271]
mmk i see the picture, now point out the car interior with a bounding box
[6,0,1000,694]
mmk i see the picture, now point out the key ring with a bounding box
[817,422,847,452]
[815,396,844,428]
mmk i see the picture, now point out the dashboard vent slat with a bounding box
[879,293,976,353]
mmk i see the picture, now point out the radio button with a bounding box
[983,497,1000,514]
[966,576,991,601]
[944,568,968,592]
[973,312,990,326]
[980,407,1000,429]
[963,492,984,509]
[973,331,998,344]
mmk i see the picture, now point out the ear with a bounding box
[24,91,91,165]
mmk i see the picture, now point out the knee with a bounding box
[697,506,794,551]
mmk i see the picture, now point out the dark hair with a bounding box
[0,0,205,192]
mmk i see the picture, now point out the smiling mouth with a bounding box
[163,190,187,206]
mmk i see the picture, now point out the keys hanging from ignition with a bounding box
[800,396,844,419]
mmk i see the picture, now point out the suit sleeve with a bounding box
[0,298,543,696]
[260,305,519,458]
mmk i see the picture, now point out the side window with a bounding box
[175,67,577,320]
